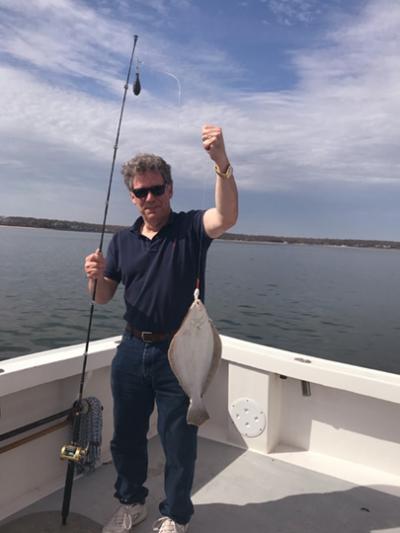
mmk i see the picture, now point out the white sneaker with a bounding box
[152,517,189,533]
[102,503,147,532]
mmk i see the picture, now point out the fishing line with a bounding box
[194,141,214,297]
[162,70,182,107]
[157,69,207,296]
[152,68,208,295]
[60,34,141,526]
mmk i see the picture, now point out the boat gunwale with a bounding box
[1,335,400,404]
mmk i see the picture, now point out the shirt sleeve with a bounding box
[192,209,213,247]
[104,233,122,283]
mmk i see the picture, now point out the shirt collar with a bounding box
[130,210,176,235]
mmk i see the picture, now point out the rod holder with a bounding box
[301,380,311,397]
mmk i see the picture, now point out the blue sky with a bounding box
[1,0,400,239]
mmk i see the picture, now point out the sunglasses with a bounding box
[131,183,167,199]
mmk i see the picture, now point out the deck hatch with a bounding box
[229,398,266,437]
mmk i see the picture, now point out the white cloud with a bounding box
[128,0,192,16]
[268,0,319,25]
[0,0,241,98]
[1,0,400,221]
[1,3,128,90]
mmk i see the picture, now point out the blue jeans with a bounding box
[110,332,198,525]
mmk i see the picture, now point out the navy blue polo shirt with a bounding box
[104,210,213,332]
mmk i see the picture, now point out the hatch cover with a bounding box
[229,397,266,437]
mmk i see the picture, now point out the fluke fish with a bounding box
[168,288,222,426]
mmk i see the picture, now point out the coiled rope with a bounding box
[76,396,103,474]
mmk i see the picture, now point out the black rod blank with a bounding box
[61,34,140,526]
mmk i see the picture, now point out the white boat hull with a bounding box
[1,335,400,521]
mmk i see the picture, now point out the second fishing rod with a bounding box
[60,34,141,526]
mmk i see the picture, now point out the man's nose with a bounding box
[145,190,156,200]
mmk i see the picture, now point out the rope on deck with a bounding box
[77,397,103,473]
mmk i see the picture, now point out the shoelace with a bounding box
[122,509,132,530]
[153,516,186,532]
[117,505,141,530]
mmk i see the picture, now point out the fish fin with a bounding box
[187,399,209,426]
[167,336,191,396]
[202,321,222,394]
[211,320,222,360]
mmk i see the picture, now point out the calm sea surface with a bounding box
[1,226,399,374]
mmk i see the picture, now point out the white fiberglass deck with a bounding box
[1,436,400,533]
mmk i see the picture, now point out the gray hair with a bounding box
[121,153,172,191]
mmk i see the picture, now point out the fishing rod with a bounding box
[60,34,141,526]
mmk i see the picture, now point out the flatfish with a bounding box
[168,289,222,426]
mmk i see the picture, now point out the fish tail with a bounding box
[187,399,209,426]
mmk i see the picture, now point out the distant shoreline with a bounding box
[1,215,399,250]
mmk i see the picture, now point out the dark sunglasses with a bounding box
[131,183,167,199]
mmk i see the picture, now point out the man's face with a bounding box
[130,170,173,226]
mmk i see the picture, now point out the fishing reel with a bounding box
[60,399,89,463]
[60,443,88,463]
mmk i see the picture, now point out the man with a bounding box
[84,125,238,533]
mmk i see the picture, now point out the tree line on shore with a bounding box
[1,215,399,250]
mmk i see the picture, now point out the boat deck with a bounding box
[1,436,400,533]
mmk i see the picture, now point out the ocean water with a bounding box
[1,226,399,374]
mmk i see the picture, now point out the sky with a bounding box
[1,0,400,240]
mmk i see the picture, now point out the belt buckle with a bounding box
[141,331,153,343]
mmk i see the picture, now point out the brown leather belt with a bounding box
[125,323,176,343]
